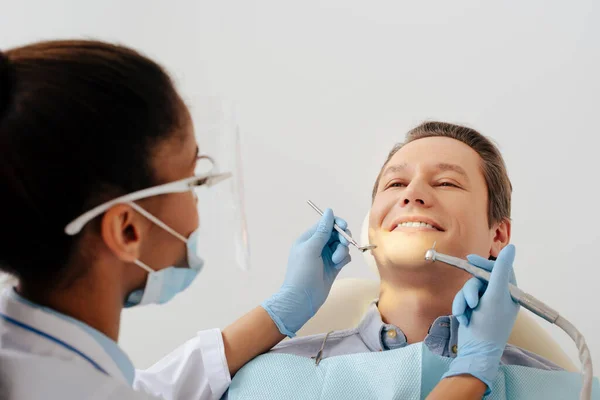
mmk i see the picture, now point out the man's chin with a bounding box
[372,234,444,270]
[376,253,431,270]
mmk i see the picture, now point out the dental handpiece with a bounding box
[424,247,559,324]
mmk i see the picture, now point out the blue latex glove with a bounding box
[261,208,352,337]
[452,252,518,328]
[443,244,520,393]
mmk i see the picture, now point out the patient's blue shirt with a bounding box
[269,300,563,371]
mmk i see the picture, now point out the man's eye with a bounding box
[437,182,459,188]
[386,181,407,189]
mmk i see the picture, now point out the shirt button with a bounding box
[452,345,458,354]
[387,330,397,339]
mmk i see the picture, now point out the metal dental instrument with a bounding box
[312,331,333,366]
[307,200,376,252]
[424,242,593,400]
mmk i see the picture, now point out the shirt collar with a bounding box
[357,300,459,356]
[7,288,135,385]
[356,300,387,351]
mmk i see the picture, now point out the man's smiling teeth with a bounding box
[395,222,437,230]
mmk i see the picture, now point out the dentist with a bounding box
[0,40,351,399]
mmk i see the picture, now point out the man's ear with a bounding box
[100,204,148,263]
[489,218,511,259]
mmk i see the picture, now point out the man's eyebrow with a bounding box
[436,163,469,180]
[381,163,408,178]
[381,162,469,179]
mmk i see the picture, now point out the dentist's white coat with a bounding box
[0,289,231,400]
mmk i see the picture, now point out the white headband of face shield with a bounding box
[64,171,231,236]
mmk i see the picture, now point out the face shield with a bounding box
[192,98,251,272]
[64,99,251,272]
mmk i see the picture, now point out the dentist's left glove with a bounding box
[261,208,352,337]
[443,244,520,394]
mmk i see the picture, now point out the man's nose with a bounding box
[401,182,430,207]
[403,197,425,205]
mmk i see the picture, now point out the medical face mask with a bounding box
[124,205,205,307]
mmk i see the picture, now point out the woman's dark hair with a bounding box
[0,40,186,290]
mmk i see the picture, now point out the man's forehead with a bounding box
[383,137,482,177]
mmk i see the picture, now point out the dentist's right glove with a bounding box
[261,208,352,338]
[442,244,520,394]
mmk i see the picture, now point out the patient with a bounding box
[269,121,562,370]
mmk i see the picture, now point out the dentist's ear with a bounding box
[489,219,511,259]
[101,204,151,263]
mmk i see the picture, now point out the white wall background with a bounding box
[2,0,599,371]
